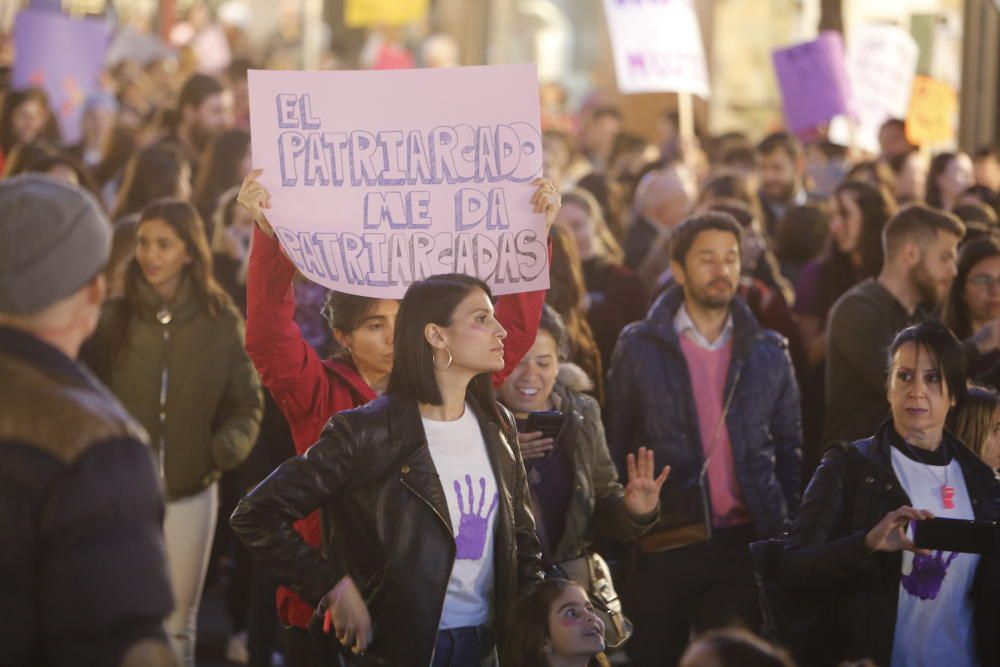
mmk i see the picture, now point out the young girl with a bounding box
[502,578,610,667]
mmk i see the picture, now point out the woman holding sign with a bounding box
[236,170,559,665]
[232,268,587,665]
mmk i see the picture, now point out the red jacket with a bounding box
[245,227,546,628]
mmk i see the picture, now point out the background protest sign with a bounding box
[602,0,710,97]
[345,0,429,29]
[12,9,110,145]
[772,32,851,139]
[906,75,957,146]
[829,24,918,154]
[248,65,548,299]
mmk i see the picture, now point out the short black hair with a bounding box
[880,118,906,134]
[756,131,800,160]
[952,202,998,227]
[883,203,966,259]
[590,105,622,122]
[887,320,968,407]
[387,273,501,423]
[178,73,225,113]
[670,212,743,266]
[973,145,999,162]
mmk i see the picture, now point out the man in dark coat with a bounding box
[0,175,175,667]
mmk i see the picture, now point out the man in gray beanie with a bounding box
[0,175,176,667]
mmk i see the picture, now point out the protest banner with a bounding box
[602,0,710,97]
[345,0,429,29]
[829,24,918,154]
[248,65,548,299]
[772,32,851,139]
[12,9,110,145]
[906,75,957,147]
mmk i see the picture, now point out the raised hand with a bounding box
[531,177,562,232]
[864,505,934,554]
[623,447,670,518]
[237,168,275,238]
[322,575,373,655]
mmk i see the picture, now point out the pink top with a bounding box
[679,336,750,528]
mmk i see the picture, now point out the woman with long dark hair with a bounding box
[231,272,548,666]
[943,237,1000,389]
[193,128,251,237]
[111,143,192,221]
[0,88,60,170]
[235,169,561,665]
[927,151,974,211]
[85,199,263,666]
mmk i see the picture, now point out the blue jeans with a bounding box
[432,625,497,667]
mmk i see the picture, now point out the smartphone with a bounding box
[525,410,566,441]
[912,518,1000,555]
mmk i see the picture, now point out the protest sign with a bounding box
[829,24,918,154]
[602,0,710,97]
[12,9,110,145]
[772,32,851,138]
[248,65,548,299]
[906,75,957,146]
[345,0,429,29]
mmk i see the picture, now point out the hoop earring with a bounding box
[433,347,453,371]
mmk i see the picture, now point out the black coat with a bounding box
[230,392,544,666]
[606,286,802,538]
[780,421,1000,666]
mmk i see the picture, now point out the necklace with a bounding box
[901,439,955,510]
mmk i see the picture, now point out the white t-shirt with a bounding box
[422,404,499,630]
[890,446,980,667]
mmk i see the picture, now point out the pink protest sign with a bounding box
[248,65,548,298]
[772,32,851,138]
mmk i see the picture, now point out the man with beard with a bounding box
[607,212,802,666]
[824,205,1000,446]
[171,73,233,181]
[756,131,808,238]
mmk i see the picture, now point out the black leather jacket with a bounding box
[230,392,544,666]
[780,421,1000,667]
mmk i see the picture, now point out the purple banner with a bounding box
[772,32,851,138]
[12,9,110,145]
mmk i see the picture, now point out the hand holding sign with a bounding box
[238,169,275,238]
[249,65,549,299]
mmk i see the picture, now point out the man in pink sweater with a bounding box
[607,212,803,666]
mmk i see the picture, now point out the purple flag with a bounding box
[12,9,110,145]
[772,32,852,138]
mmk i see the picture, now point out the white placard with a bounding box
[602,0,710,97]
[829,23,918,153]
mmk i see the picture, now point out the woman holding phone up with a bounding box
[780,321,1000,667]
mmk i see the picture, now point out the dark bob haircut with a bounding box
[670,211,743,266]
[387,273,501,422]
[886,320,968,407]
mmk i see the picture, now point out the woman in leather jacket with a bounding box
[780,321,1000,667]
[231,274,558,663]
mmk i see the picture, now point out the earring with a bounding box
[432,347,453,371]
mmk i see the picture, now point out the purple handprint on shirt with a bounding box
[901,550,960,601]
[453,474,499,561]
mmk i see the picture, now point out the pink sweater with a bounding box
[679,336,750,528]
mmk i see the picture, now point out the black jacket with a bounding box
[230,392,544,666]
[0,326,174,667]
[780,421,1000,666]
[606,286,802,538]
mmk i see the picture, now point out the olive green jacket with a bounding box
[87,276,263,500]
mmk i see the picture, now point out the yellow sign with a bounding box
[906,75,957,146]
[345,0,429,28]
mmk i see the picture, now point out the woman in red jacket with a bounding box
[237,169,559,665]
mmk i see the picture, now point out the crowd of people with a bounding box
[3,11,1000,667]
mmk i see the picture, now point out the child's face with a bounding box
[545,585,604,662]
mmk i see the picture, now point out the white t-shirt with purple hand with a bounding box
[422,405,499,630]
